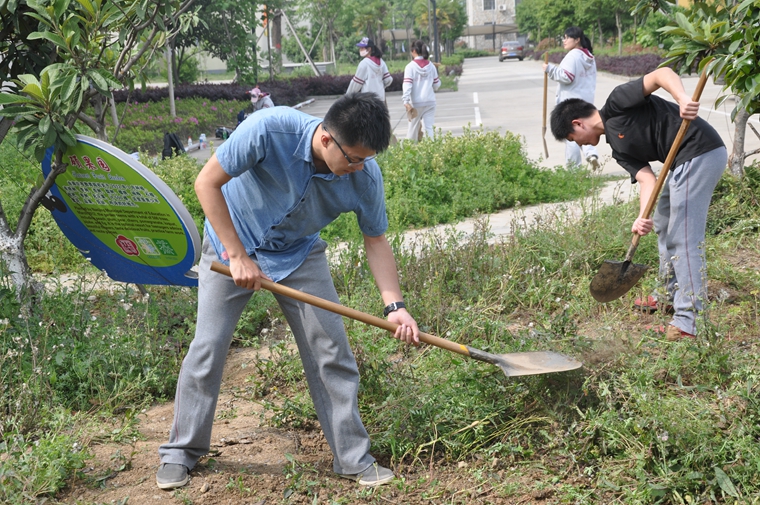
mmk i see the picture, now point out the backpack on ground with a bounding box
[162,132,186,160]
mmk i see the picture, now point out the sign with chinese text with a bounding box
[41,136,201,286]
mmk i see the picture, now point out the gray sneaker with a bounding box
[156,463,189,490]
[338,463,395,487]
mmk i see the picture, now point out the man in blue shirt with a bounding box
[157,93,420,489]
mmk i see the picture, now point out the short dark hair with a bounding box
[550,98,597,140]
[323,93,391,153]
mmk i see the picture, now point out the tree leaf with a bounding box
[27,31,68,50]
[43,125,57,148]
[0,105,39,117]
[60,74,78,101]
[39,114,52,135]
[59,125,78,146]
[87,69,110,94]
[0,93,34,105]
[16,74,40,87]
[21,82,45,101]
[714,467,739,498]
[75,0,95,16]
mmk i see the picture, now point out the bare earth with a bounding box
[57,330,574,505]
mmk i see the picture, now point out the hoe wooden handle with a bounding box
[209,261,469,357]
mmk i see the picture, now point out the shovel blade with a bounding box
[468,349,582,377]
[589,260,648,303]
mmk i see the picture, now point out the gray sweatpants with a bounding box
[653,146,727,335]
[158,237,375,475]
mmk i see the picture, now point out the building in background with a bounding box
[463,0,522,51]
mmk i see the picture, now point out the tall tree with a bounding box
[191,0,262,83]
[0,0,197,298]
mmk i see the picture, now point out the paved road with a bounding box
[192,57,760,178]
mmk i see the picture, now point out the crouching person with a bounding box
[157,93,420,490]
[550,67,726,340]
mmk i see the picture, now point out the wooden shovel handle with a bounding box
[627,68,710,256]
[542,52,549,129]
[209,261,470,357]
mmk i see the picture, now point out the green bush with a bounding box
[382,129,593,226]
[455,48,493,58]
[441,54,464,66]
[707,162,760,235]
[321,128,596,241]
[107,97,248,153]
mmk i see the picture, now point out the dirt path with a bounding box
[59,341,564,505]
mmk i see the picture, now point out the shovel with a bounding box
[211,262,582,377]
[542,52,550,159]
[589,68,709,303]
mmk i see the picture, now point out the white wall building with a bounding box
[463,0,522,51]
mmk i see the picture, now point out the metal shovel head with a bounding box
[467,348,583,377]
[589,259,649,303]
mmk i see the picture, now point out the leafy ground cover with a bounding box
[2,163,759,504]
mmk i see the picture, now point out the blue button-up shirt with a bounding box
[206,107,389,282]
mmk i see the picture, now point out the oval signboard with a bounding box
[41,135,200,286]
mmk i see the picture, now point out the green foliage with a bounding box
[323,129,596,242]
[454,48,492,58]
[392,129,594,226]
[108,97,247,153]
[707,162,760,236]
[440,54,464,66]
[0,426,91,503]
[147,153,205,232]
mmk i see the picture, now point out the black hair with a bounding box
[411,40,430,60]
[365,38,383,59]
[550,98,597,141]
[565,26,593,55]
[323,92,391,153]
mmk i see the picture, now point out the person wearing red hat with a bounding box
[346,37,392,102]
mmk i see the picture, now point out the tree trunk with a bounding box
[597,19,603,46]
[272,11,282,73]
[91,95,108,141]
[728,108,749,178]
[616,11,623,56]
[166,44,176,118]
[633,14,638,45]
[109,96,119,131]
[0,224,34,299]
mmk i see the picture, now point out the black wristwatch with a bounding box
[383,301,406,317]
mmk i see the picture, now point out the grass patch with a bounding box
[3,131,760,503]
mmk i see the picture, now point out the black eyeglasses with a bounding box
[323,125,377,167]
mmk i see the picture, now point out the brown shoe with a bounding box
[666,325,695,341]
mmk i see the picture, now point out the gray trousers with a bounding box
[158,237,375,475]
[653,146,727,335]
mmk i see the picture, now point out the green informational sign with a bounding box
[42,136,200,286]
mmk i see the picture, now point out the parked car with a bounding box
[499,41,524,62]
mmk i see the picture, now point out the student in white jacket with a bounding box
[402,40,440,141]
[346,38,393,102]
[543,27,599,170]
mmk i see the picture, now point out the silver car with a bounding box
[499,41,524,62]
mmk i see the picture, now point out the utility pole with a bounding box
[431,0,439,62]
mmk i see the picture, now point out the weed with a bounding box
[225,474,251,495]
